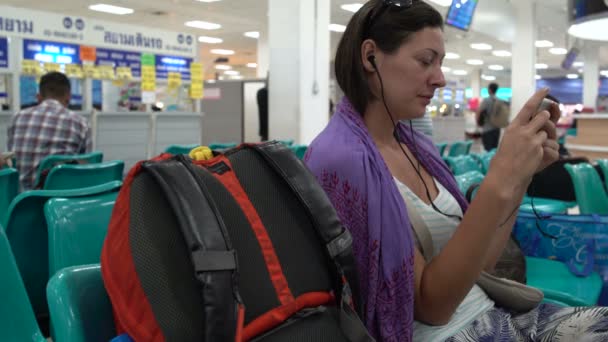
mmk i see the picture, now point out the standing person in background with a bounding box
[476,82,501,151]
[256,86,269,141]
[7,72,92,190]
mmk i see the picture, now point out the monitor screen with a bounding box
[446,0,479,31]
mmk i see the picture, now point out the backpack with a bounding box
[101,142,374,342]
[487,97,511,128]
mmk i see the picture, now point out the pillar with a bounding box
[510,0,537,119]
[582,42,600,110]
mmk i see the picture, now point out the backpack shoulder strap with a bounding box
[143,157,243,341]
[250,142,374,341]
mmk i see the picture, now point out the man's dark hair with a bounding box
[334,0,444,114]
[39,72,71,99]
[488,83,499,95]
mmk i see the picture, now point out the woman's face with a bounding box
[369,27,446,120]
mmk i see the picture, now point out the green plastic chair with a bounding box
[447,141,473,157]
[164,144,199,155]
[445,155,483,175]
[526,256,602,307]
[45,191,118,276]
[478,150,496,174]
[278,139,295,146]
[0,227,46,342]
[565,163,608,215]
[43,160,124,190]
[34,151,104,188]
[289,145,308,160]
[597,159,608,193]
[454,171,485,196]
[435,143,448,157]
[209,142,238,150]
[0,168,19,226]
[4,181,122,320]
[519,197,570,215]
[47,264,115,342]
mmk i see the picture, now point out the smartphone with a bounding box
[537,98,556,114]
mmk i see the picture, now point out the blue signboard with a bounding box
[446,0,478,31]
[96,48,142,77]
[155,54,192,80]
[23,39,80,64]
[0,37,8,68]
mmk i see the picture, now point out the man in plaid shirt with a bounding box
[7,72,92,189]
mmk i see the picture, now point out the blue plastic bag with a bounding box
[513,212,608,304]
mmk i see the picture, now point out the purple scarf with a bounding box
[304,98,468,341]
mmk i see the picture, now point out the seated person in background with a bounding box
[305,0,608,341]
[7,72,92,190]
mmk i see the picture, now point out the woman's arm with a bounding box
[413,174,525,325]
[413,89,560,326]
[483,207,520,273]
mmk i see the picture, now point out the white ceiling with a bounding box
[4,0,607,83]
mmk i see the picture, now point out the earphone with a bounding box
[367,53,463,221]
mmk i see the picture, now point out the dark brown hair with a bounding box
[335,0,444,114]
[39,71,71,99]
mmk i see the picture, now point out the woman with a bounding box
[304,0,608,341]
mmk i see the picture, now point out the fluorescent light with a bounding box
[198,36,223,44]
[210,49,235,55]
[427,0,453,6]
[441,66,451,72]
[88,4,133,15]
[470,43,492,50]
[535,63,548,69]
[535,40,554,48]
[224,70,239,76]
[445,52,460,60]
[215,65,232,70]
[466,59,484,66]
[452,69,468,76]
[329,24,346,33]
[482,75,496,81]
[185,20,221,30]
[196,0,222,2]
[341,3,364,13]
[244,31,260,39]
[492,50,512,57]
[246,63,258,68]
[601,70,608,77]
[230,75,244,80]
[535,75,542,80]
[488,65,504,71]
[549,47,568,55]
[566,73,579,79]
[569,17,608,41]
[572,61,584,68]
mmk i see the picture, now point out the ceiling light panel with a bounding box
[341,3,364,13]
[198,36,223,44]
[185,20,221,30]
[445,52,460,60]
[244,31,260,39]
[549,47,568,55]
[470,43,492,50]
[488,65,504,71]
[492,50,512,57]
[535,40,554,48]
[211,49,235,55]
[89,4,134,15]
[466,59,484,65]
[329,24,346,33]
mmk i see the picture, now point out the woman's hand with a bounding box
[488,88,560,195]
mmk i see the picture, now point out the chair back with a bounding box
[597,159,608,193]
[35,151,103,187]
[47,264,115,342]
[289,145,308,160]
[164,144,199,155]
[45,191,118,275]
[0,168,19,226]
[435,143,448,157]
[454,171,485,196]
[4,181,122,319]
[43,160,124,190]
[445,155,482,175]
[209,142,238,150]
[447,141,473,157]
[565,163,608,215]
[0,227,45,342]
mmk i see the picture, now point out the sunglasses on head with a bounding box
[364,0,415,38]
